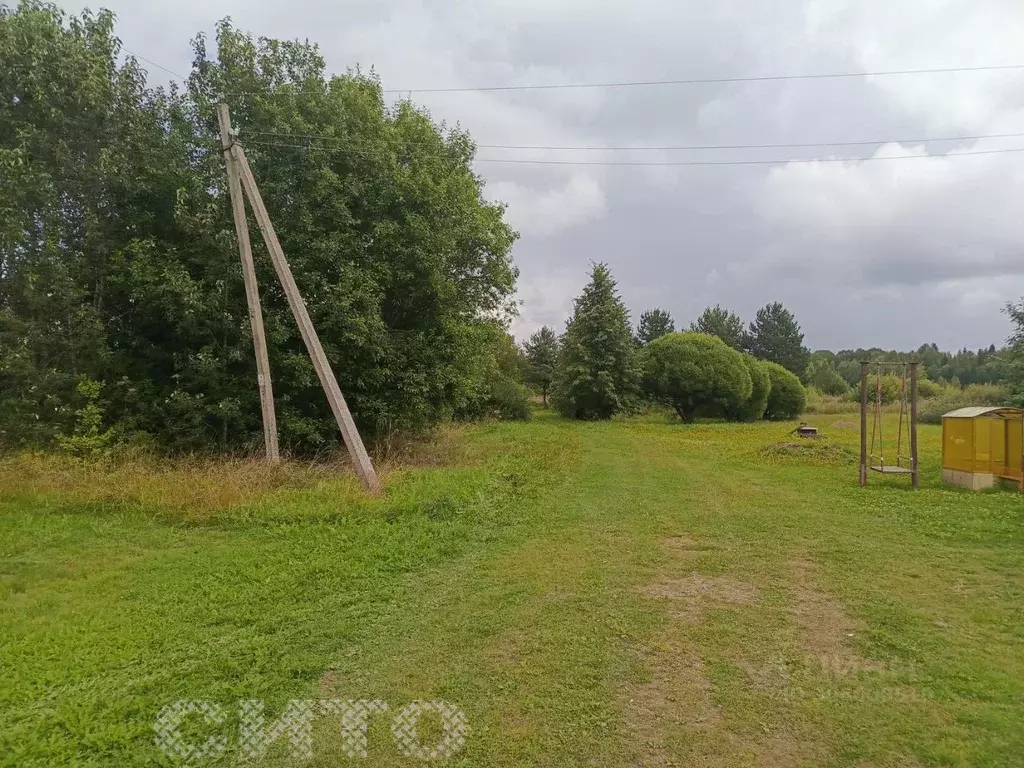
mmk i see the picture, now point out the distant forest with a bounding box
[814,345,1004,388]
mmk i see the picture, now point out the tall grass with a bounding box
[0,425,475,518]
[803,383,1012,423]
[803,388,901,415]
[0,453,351,517]
[918,382,1011,423]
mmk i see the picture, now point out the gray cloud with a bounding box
[60,0,1024,350]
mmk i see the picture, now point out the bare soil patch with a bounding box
[622,642,723,766]
[646,574,759,607]
[788,559,884,676]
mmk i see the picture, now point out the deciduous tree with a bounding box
[1003,298,1024,406]
[640,332,752,423]
[805,360,849,396]
[762,362,806,420]
[726,355,771,421]
[0,6,519,451]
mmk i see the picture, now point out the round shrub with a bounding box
[488,378,532,421]
[762,361,806,420]
[916,376,940,399]
[727,355,771,421]
[874,373,908,405]
[641,332,752,423]
[806,364,849,396]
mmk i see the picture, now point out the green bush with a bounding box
[55,377,117,458]
[487,378,531,421]
[873,374,907,405]
[916,377,941,399]
[919,383,1010,424]
[727,355,771,421]
[803,387,855,415]
[763,362,806,420]
[805,362,849,396]
[641,332,752,423]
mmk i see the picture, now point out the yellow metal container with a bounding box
[941,407,1024,490]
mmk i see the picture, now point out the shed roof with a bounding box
[942,406,1021,419]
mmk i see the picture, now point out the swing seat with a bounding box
[870,465,914,474]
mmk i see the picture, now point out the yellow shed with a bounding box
[941,406,1023,491]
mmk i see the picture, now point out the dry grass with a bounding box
[787,558,885,677]
[644,574,761,623]
[0,452,347,516]
[371,423,476,469]
[804,395,904,416]
[625,535,834,767]
[0,424,479,517]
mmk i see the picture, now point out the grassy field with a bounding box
[1,411,1022,767]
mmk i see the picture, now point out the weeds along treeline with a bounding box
[0,3,526,454]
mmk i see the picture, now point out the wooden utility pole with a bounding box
[859,361,869,487]
[909,361,919,489]
[218,104,279,462]
[228,135,381,494]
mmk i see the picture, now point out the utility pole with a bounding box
[859,361,868,487]
[217,103,279,462]
[224,121,381,494]
[909,361,919,489]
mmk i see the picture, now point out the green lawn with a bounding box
[1,412,1022,767]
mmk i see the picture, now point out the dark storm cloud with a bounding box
[59,0,1024,350]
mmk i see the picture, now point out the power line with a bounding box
[473,147,1024,165]
[241,139,1024,166]
[121,47,190,81]
[380,63,1024,94]
[242,129,1024,152]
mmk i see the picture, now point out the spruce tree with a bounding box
[523,326,560,406]
[635,308,675,345]
[691,305,745,350]
[551,264,640,419]
[745,302,810,377]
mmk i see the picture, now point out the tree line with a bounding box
[3,3,1023,454]
[523,265,1024,420]
[0,3,526,453]
[522,265,807,423]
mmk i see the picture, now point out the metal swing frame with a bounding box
[859,361,920,488]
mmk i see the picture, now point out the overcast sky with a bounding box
[60,0,1024,351]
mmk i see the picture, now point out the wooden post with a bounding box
[218,104,279,462]
[859,361,869,487]
[231,142,381,494]
[910,362,919,489]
